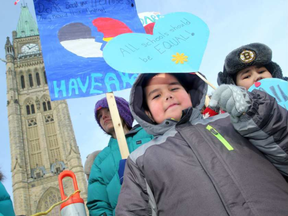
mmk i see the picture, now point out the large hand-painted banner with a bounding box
[33,0,145,100]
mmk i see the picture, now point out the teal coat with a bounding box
[86,125,153,216]
[0,182,15,216]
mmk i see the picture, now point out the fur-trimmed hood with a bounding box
[129,73,207,136]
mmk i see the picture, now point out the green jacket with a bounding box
[86,125,153,216]
[0,182,15,216]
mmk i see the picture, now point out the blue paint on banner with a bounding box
[33,0,145,100]
[249,78,288,110]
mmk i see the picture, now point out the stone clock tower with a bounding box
[4,5,87,216]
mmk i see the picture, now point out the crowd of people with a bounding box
[85,42,288,216]
[1,42,287,216]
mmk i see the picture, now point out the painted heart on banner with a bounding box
[103,12,209,73]
[254,82,261,87]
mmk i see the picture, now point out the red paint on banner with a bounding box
[254,82,261,87]
[93,18,133,39]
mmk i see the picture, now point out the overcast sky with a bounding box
[0,0,287,200]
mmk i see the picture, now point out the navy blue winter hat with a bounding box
[94,96,134,131]
[217,43,284,85]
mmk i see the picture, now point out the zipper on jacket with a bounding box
[206,125,234,151]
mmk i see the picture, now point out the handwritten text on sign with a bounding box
[35,0,134,21]
[103,12,210,73]
[52,71,138,98]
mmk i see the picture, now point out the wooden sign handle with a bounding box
[106,92,130,159]
[195,72,216,90]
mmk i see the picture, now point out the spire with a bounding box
[16,5,39,38]
[5,37,12,47]
[5,37,14,57]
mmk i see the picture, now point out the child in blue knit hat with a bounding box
[86,96,153,216]
[94,96,134,138]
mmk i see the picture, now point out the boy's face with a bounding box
[97,108,114,134]
[235,65,272,90]
[145,74,192,124]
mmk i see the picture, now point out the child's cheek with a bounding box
[154,103,162,116]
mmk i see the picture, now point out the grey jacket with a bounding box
[116,73,288,216]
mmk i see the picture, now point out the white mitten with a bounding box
[209,85,251,120]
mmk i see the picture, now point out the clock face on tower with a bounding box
[21,43,39,54]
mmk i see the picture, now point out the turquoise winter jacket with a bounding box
[0,182,15,216]
[86,125,153,216]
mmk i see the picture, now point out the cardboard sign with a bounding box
[33,0,145,100]
[103,12,209,73]
[249,78,288,110]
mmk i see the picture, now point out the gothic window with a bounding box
[36,72,41,86]
[43,102,47,111]
[44,71,47,84]
[26,105,30,115]
[6,47,13,53]
[27,118,42,169]
[29,74,33,87]
[42,97,52,112]
[26,100,36,115]
[47,101,51,110]
[31,104,35,114]
[36,188,61,216]
[21,75,25,89]
[44,114,62,163]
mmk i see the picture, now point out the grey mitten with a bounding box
[209,85,251,121]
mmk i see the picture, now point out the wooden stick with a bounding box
[195,72,216,90]
[106,92,130,159]
[205,95,210,107]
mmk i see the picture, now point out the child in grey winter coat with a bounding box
[215,42,288,180]
[116,72,288,216]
